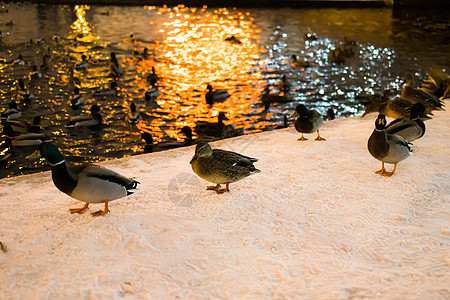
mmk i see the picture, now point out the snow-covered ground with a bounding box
[1,102,449,299]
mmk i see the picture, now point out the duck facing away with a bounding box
[362,97,431,120]
[385,103,426,142]
[190,142,260,194]
[290,104,325,141]
[27,141,139,216]
[368,114,412,177]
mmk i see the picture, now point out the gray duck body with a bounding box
[368,124,411,164]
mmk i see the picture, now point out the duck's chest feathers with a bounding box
[368,130,389,160]
[295,117,315,133]
[51,162,78,195]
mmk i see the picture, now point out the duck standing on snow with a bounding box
[27,141,139,216]
[368,114,412,177]
[190,142,260,194]
[290,104,325,141]
[385,103,426,142]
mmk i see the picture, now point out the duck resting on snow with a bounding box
[27,141,139,216]
[190,142,260,194]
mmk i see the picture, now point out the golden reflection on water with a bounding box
[138,5,265,141]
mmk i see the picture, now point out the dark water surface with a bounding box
[0,3,449,178]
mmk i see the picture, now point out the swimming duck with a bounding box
[66,104,103,129]
[1,101,22,121]
[75,54,88,70]
[260,87,293,108]
[205,83,230,106]
[16,78,33,104]
[195,112,242,138]
[279,75,291,93]
[225,35,242,44]
[290,104,325,141]
[109,52,122,77]
[190,142,260,194]
[368,113,412,177]
[125,103,143,124]
[27,141,139,216]
[3,124,44,147]
[141,126,194,153]
[361,97,431,120]
[385,103,426,142]
[94,81,118,97]
[291,55,310,68]
[147,66,158,83]
[70,87,85,109]
[13,54,25,66]
[402,74,444,111]
[2,116,41,134]
[29,66,42,80]
[144,82,160,102]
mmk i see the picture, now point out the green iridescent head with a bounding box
[28,141,64,165]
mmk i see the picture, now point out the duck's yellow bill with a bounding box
[290,111,299,118]
[26,149,41,161]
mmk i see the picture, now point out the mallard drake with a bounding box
[70,87,85,110]
[291,55,310,68]
[402,74,444,111]
[225,35,242,44]
[27,141,139,216]
[75,54,88,70]
[190,142,260,194]
[1,116,41,134]
[290,104,325,141]
[368,114,412,176]
[66,104,103,129]
[109,52,122,77]
[94,81,118,97]
[3,124,44,147]
[1,101,21,120]
[361,97,431,120]
[384,103,426,142]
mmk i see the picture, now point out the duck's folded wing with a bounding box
[214,149,258,167]
[81,165,136,187]
[385,118,411,134]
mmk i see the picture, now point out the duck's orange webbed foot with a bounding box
[69,203,89,214]
[207,184,221,191]
[91,200,109,217]
[216,183,230,194]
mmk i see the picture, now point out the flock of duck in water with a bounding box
[0,30,449,219]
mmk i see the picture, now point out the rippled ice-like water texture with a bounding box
[0,3,449,178]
